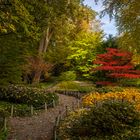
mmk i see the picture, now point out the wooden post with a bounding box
[77,100,80,108]
[45,103,47,111]
[65,106,68,116]
[4,117,7,131]
[54,129,57,140]
[80,99,83,108]
[56,116,60,126]
[58,98,60,105]
[55,117,58,126]
[72,102,75,111]
[59,110,62,120]
[31,105,34,115]
[53,100,55,107]
[11,105,14,117]
[78,93,80,99]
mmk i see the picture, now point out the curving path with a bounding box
[7,94,79,140]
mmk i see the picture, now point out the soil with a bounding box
[7,94,79,140]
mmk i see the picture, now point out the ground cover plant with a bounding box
[0,108,8,140]
[58,99,140,140]
[55,81,95,93]
[0,101,31,117]
[82,88,140,109]
[0,85,58,108]
[58,71,77,81]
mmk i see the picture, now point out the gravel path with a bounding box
[7,94,79,140]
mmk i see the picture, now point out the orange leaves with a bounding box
[82,88,140,110]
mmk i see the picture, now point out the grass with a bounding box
[55,81,95,93]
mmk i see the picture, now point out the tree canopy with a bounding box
[96,0,140,52]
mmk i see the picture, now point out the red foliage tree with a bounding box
[93,48,140,86]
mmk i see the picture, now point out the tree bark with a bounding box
[32,70,42,84]
[32,27,53,84]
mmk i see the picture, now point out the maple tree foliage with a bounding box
[93,48,140,85]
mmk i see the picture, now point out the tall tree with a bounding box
[45,4,102,78]
[96,34,118,54]
[31,1,99,83]
[95,0,140,52]
[67,31,102,79]
[0,0,82,84]
[0,0,49,85]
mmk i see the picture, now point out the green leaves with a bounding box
[0,85,58,107]
[97,0,140,53]
[67,31,102,79]
[58,99,140,139]
[0,35,25,85]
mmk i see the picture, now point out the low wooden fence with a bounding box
[10,100,56,117]
[0,99,57,134]
[54,90,84,99]
[53,98,82,140]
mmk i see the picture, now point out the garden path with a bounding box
[7,94,79,140]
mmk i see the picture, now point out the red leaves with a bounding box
[96,65,134,71]
[94,48,132,66]
[96,81,116,86]
[93,48,140,85]
[108,73,140,78]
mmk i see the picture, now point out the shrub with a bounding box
[58,109,87,139]
[58,99,140,140]
[119,78,140,87]
[55,81,94,93]
[0,108,8,140]
[0,109,8,131]
[94,86,123,93]
[0,85,58,107]
[86,100,140,137]
[0,101,32,117]
[82,88,140,109]
[59,71,76,81]
[0,129,7,140]
[93,48,140,86]
[56,81,79,90]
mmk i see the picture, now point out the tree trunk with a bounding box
[32,70,42,84]
[32,27,53,84]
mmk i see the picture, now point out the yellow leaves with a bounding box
[82,88,140,111]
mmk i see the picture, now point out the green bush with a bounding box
[58,109,87,139]
[0,109,8,131]
[59,71,76,81]
[119,79,140,87]
[58,99,140,140]
[94,86,123,93]
[0,101,31,117]
[0,85,58,107]
[56,81,94,93]
[56,81,80,90]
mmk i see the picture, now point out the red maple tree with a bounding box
[93,48,140,86]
